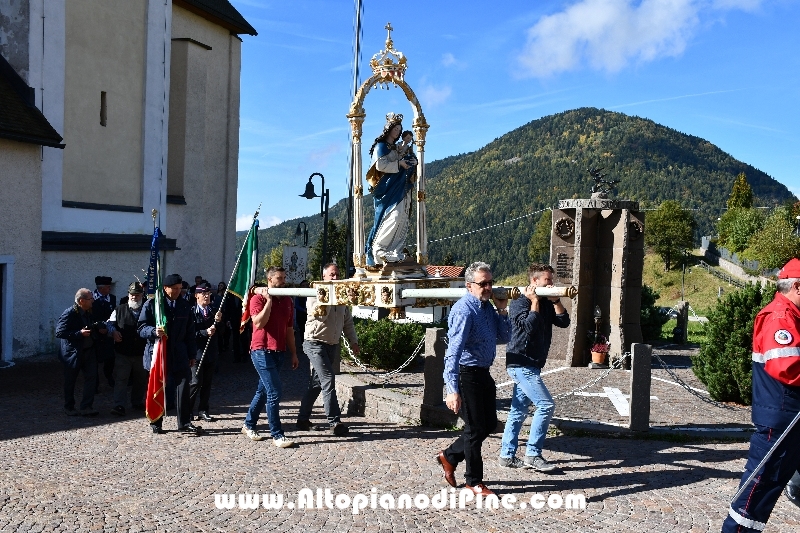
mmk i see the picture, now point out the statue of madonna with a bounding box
[364,112,417,266]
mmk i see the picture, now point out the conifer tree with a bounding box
[727,172,754,209]
[527,210,552,264]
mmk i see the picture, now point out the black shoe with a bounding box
[786,484,800,508]
[151,425,164,434]
[110,405,125,416]
[331,422,349,436]
[197,412,214,422]
[179,423,203,435]
[312,424,332,432]
[296,419,313,431]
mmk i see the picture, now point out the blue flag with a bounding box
[146,227,164,297]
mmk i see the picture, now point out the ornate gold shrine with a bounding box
[347,23,430,273]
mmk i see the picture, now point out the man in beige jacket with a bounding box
[296,263,360,435]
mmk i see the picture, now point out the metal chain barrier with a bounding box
[552,355,625,400]
[341,334,426,383]
[652,351,750,412]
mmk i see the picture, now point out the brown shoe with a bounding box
[465,483,495,496]
[437,451,457,488]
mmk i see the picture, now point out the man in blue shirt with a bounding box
[437,261,510,496]
[499,263,569,472]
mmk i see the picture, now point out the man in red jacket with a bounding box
[722,258,800,532]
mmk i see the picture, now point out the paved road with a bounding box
[1,356,799,532]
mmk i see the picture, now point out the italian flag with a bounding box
[145,227,168,423]
[227,218,260,332]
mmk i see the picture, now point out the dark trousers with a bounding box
[190,356,215,414]
[95,340,115,387]
[152,366,192,429]
[298,340,341,424]
[64,350,97,410]
[722,421,800,532]
[443,366,497,486]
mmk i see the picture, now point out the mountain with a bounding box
[241,107,795,280]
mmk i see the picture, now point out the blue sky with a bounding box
[233,0,800,230]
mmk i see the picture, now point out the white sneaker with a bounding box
[241,426,264,441]
[273,436,294,448]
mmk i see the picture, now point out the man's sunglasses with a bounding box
[469,280,494,288]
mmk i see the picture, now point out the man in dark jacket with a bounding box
[92,276,116,388]
[498,263,569,472]
[138,274,202,435]
[190,282,222,422]
[55,288,100,416]
[107,282,148,416]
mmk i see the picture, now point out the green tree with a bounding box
[262,245,284,272]
[717,207,765,253]
[640,284,668,340]
[645,200,696,271]
[309,220,347,279]
[727,172,754,209]
[693,283,764,404]
[527,210,552,264]
[742,207,800,269]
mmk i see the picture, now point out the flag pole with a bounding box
[195,204,261,374]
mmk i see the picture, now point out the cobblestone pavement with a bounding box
[343,343,753,429]
[1,351,799,532]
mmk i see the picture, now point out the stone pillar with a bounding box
[414,119,428,265]
[628,343,652,432]
[421,327,459,427]
[550,198,645,366]
[673,300,689,344]
[348,113,365,269]
[422,327,446,406]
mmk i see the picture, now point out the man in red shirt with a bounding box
[241,267,299,447]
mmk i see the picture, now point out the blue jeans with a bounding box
[244,349,285,439]
[500,366,555,458]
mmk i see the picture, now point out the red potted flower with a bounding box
[589,332,610,365]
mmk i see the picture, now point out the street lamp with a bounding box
[299,172,329,275]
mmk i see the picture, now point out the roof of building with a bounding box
[0,54,64,148]
[425,265,466,278]
[174,0,257,36]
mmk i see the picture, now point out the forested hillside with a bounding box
[242,107,794,279]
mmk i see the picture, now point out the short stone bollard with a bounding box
[673,301,689,344]
[628,343,652,432]
[421,327,460,427]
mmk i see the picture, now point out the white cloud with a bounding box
[420,84,453,108]
[517,0,763,78]
[442,53,458,67]
[237,214,281,231]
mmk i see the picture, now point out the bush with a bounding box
[692,282,765,404]
[640,284,669,341]
[344,318,426,370]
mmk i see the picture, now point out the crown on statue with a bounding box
[384,112,404,128]
[370,22,407,88]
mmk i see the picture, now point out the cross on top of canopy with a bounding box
[369,22,407,88]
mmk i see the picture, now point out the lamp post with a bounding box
[295,222,308,247]
[299,172,329,275]
[795,215,799,237]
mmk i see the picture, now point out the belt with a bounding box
[459,365,490,372]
